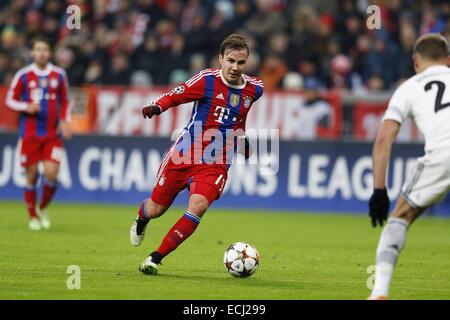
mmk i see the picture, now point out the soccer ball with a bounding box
[223,242,259,278]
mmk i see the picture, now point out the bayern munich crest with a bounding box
[244,97,252,108]
[159,176,166,186]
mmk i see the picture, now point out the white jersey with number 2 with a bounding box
[383,65,450,153]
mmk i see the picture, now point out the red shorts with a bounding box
[19,136,64,167]
[151,155,228,207]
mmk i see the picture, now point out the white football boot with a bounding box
[130,218,148,246]
[36,207,51,230]
[29,217,42,231]
[139,255,159,275]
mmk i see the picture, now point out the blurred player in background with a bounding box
[130,34,263,275]
[368,33,449,299]
[6,36,72,230]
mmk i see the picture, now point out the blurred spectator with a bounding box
[395,18,417,82]
[266,32,289,60]
[136,0,166,30]
[366,73,386,92]
[229,0,253,31]
[298,60,322,88]
[158,33,189,84]
[188,53,207,76]
[244,51,261,76]
[130,70,153,87]
[132,34,159,79]
[0,50,9,83]
[54,46,84,85]
[338,13,364,54]
[282,72,303,91]
[84,59,104,84]
[105,51,131,85]
[183,12,209,56]
[288,4,321,68]
[298,77,331,140]
[259,54,288,91]
[328,53,354,90]
[419,6,447,35]
[351,33,370,81]
[169,69,189,85]
[244,0,287,41]
[207,3,234,57]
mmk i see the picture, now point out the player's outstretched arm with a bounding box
[369,120,400,227]
[143,71,208,118]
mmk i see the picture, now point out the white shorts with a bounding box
[401,149,450,208]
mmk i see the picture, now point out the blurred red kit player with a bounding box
[6,36,72,231]
[130,34,264,275]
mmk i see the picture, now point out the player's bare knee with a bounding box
[45,169,59,180]
[390,196,423,224]
[390,207,418,224]
[26,165,38,175]
[147,200,169,218]
[25,166,39,185]
[153,205,168,218]
[45,172,58,184]
[187,195,210,217]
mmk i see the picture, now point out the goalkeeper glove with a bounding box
[368,188,390,228]
[142,104,162,119]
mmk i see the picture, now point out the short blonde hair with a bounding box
[414,33,448,61]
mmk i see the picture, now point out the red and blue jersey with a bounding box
[6,63,71,138]
[152,68,264,164]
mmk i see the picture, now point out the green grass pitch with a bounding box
[1,201,449,300]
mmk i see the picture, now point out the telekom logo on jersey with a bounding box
[213,106,236,124]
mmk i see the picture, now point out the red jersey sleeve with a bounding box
[151,71,207,112]
[6,69,28,111]
[59,69,71,122]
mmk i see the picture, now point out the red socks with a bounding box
[24,179,57,219]
[24,185,37,218]
[156,211,201,257]
[39,180,57,210]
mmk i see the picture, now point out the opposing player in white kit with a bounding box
[368,33,450,300]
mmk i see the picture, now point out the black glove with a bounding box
[142,104,162,119]
[238,136,252,159]
[368,188,390,227]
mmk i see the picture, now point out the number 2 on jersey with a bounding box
[424,80,450,113]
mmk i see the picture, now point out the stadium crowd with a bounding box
[0,0,449,92]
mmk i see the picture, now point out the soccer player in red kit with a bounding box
[130,34,264,275]
[6,36,72,230]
